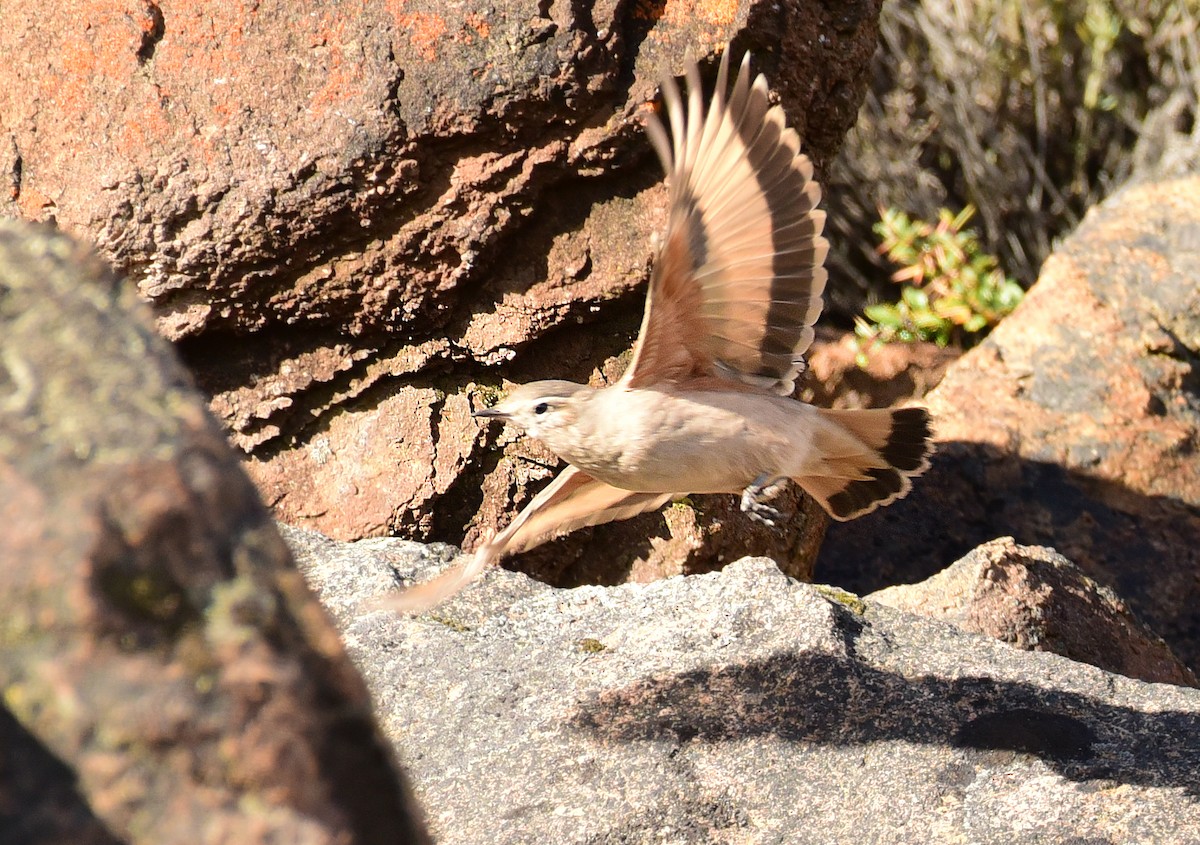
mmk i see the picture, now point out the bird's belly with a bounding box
[563,389,799,493]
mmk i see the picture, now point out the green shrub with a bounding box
[822,0,1200,321]
[855,206,1024,363]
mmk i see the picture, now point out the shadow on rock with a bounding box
[573,649,1200,794]
[0,706,123,845]
[818,439,1200,670]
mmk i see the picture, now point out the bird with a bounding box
[385,46,933,611]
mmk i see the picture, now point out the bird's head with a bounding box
[472,380,591,441]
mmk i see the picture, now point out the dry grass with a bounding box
[821,0,1200,318]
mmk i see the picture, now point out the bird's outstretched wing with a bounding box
[380,466,673,612]
[622,48,829,395]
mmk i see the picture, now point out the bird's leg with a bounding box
[740,473,788,526]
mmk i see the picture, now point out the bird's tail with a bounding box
[794,406,933,521]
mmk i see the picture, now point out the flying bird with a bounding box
[388,47,933,610]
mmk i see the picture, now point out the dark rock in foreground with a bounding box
[288,526,1200,845]
[0,221,428,844]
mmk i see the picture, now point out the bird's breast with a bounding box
[549,387,807,493]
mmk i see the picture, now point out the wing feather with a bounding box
[379,466,673,612]
[489,466,674,556]
[622,48,829,395]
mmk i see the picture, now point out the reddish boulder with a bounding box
[819,176,1200,670]
[800,326,960,411]
[2,0,885,584]
[870,538,1197,688]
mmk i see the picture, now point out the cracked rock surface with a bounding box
[288,526,1200,845]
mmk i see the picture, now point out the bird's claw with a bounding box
[741,495,783,526]
[740,475,787,526]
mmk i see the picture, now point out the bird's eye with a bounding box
[533,402,550,415]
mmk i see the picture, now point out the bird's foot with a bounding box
[740,474,788,526]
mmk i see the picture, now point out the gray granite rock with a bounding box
[870,537,1197,688]
[285,525,1200,845]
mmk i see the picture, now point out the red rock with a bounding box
[800,326,960,410]
[819,176,1200,671]
[870,538,1197,688]
[2,0,885,583]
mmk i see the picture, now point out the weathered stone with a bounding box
[1,0,884,583]
[287,526,1200,845]
[819,176,1200,671]
[799,325,959,410]
[870,538,1197,688]
[0,221,428,844]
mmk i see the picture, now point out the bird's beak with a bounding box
[472,406,508,420]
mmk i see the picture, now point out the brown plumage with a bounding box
[633,50,827,396]
[385,47,933,611]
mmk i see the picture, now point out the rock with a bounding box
[1,0,884,583]
[287,527,1200,844]
[870,538,1197,688]
[0,221,429,844]
[818,175,1200,671]
[799,325,960,410]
